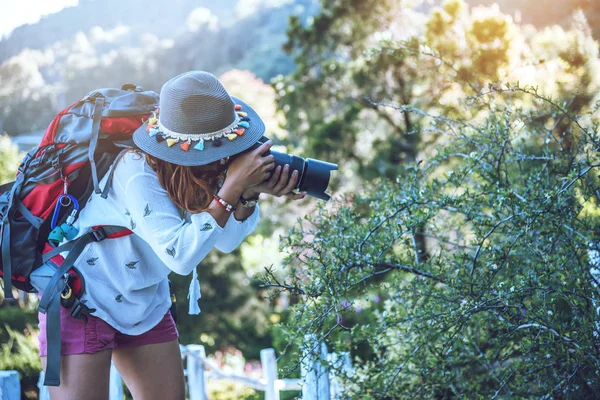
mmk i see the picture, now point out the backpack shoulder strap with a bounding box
[38,225,127,386]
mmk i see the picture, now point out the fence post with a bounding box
[109,362,124,400]
[0,371,20,400]
[260,348,279,400]
[301,335,330,400]
[37,372,50,400]
[328,352,352,400]
[187,344,208,400]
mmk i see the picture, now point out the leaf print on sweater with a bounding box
[166,247,176,258]
[130,218,136,230]
[86,257,99,266]
[143,203,152,217]
[125,261,139,269]
[115,294,123,303]
[200,223,213,231]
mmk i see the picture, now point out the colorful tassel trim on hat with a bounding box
[144,104,251,151]
[187,266,202,315]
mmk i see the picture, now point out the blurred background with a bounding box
[1,0,599,399]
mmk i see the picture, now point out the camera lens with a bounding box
[248,137,337,201]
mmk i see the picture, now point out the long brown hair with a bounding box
[117,149,226,214]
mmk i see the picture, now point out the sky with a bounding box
[0,0,79,39]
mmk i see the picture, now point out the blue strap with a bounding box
[15,199,43,229]
[89,96,105,194]
[41,225,125,263]
[41,241,77,263]
[43,293,62,386]
[101,149,127,199]
[1,218,11,298]
[38,226,124,313]
[38,225,125,387]
[0,174,22,298]
[38,234,95,314]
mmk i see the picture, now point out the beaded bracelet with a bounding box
[213,195,236,213]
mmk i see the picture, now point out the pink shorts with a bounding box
[38,306,179,357]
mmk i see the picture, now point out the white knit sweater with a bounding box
[35,151,259,335]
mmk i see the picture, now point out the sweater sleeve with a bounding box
[119,171,224,276]
[214,205,260,253]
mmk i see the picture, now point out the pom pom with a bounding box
[155,134,166,143]
[241,117,251,122]
[148,128,159,137]
[148,117,158,125]
[213,138,223,147]
[226,133,237,141]
[166,138,178,147]
[238,121,250,129]
[237,111,248,117]
[194,139,205,151]
[234,104,242,111]
[235,128,245,136]
[180,141,190,151]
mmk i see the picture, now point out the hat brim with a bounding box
[132,97,266,166]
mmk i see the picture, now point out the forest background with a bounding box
[1,0,600,398]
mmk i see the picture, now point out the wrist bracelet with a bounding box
[213,195,236,213]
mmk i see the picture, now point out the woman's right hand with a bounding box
[226,141,276,191]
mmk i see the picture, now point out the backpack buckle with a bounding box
[90,227,108,242]
[70,298,96,322]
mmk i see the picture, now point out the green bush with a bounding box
[0,306,41,398]
[267,86,600,398]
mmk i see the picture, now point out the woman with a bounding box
[37,71,305,399]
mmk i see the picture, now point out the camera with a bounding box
[249,136,338,201]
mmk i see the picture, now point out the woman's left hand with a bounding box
[243,164,307,200]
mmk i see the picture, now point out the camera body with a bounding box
[249,136,337,201]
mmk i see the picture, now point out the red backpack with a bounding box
[0,84,159,386]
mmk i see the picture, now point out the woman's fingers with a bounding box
[261,154,275,165]
[278,169,298,196]
[263,162,276,172]
[267,165,282,188]
[272,165,290,193]
[285,191,307,200]
[253,140,273,156]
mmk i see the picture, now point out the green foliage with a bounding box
[0,135,21,184]
[269,0,600,397]
[268,86,600,398]
[0,306,41,397]
[277,0,600,185]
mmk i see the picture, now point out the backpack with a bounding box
[0,84,159,386]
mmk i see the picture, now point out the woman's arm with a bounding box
[214,204,260,253]
[121,171,224,276]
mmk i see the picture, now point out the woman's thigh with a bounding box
[112,339,185,400]
[41,350,113,400]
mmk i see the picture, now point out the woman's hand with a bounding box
[226,141,276,191]
[243,164,307,200]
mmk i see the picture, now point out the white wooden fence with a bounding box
[24,340,353,400]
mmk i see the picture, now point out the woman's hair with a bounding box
[116,149,227,214]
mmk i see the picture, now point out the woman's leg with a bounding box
[112,339,185,400]
[41,350,113,400]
